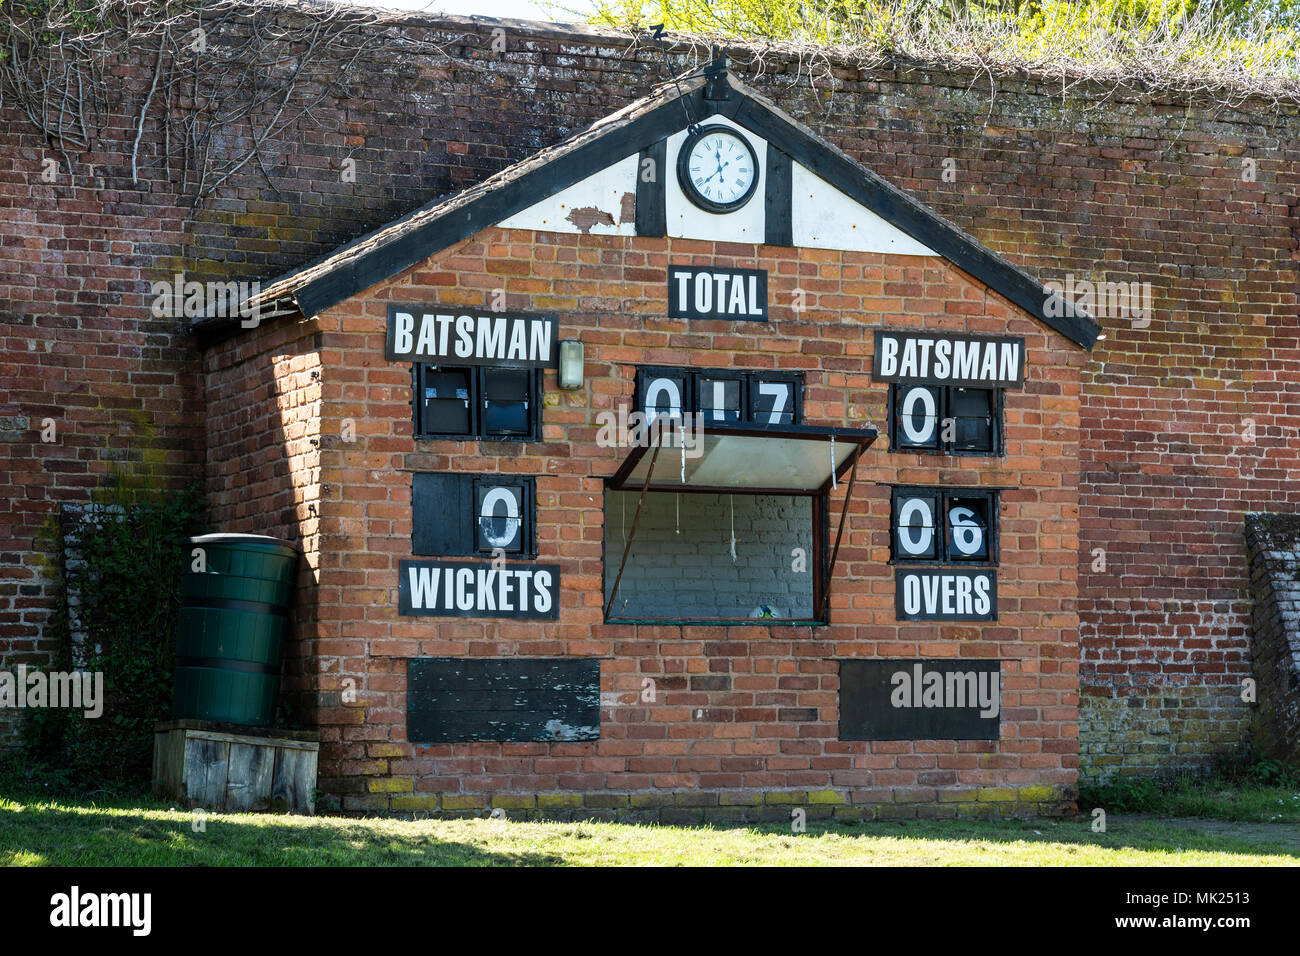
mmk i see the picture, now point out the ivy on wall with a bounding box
[21,477,205,791]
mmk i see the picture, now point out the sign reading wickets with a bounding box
[399,560,560,619]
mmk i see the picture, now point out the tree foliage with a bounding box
[583,0,1299,37]
[575,0,1298,94]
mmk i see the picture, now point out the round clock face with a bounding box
[677,125,760,213]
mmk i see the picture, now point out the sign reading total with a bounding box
[668,266,767,321]
[873,330,1025,388]
[398,560,560,619]
[386,305,558,366]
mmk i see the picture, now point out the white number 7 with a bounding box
[758,382,789,423]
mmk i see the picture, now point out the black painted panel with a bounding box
[635,139,667,237]
[412,473,470,555]
[839,659,1001,740]
[407,657,600,742]
[764,146,793,247]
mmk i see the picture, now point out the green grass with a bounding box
[2,788,1298,866]
[1080,769,1300,823]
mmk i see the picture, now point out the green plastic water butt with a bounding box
[173,533,299,728]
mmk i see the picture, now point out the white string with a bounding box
[675,493,680,534]
[830,434,837,490]
[729,494,737,563]
[680,432,685,484]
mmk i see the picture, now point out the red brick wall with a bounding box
[2,11,1294,778]
[300,228,1085,819]
[201,317,324,726]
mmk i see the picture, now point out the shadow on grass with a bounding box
[3,787,1296,866]
[730,815,1300,861]
[0,799,564,867]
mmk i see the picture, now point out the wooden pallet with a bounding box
[152,719,320,815]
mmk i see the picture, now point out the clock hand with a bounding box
[700,160,730,184]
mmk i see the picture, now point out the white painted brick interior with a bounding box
[603,491,813,620]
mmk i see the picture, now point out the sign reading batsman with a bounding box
[386,305,558,367]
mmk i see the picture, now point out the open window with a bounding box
[603,422,875,624]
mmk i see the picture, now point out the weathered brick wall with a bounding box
[2,10,1294,775]
[201,317,324,725]
[300,229,1085,819]
[1244,514,1300,767]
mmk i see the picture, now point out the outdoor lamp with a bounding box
[559,339,584,389]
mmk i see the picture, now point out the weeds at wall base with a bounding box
[19,475,205,792]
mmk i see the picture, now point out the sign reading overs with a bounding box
[895,569,997,621]
[872,331,1025,388]
[668,266,767,321]
[891,488,999,620]
[385,305,558,366]
[839,659,1002,740]
[398,560,559,619]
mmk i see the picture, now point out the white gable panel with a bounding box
[498,154,639,236]
[791,164,938,256]
[665,115,766,243]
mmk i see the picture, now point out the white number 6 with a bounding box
[949,506,984,555]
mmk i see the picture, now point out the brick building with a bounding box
[1,11,1296,814]
[198,61,1094,816]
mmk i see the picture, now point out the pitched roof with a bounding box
[198,57,1099,350]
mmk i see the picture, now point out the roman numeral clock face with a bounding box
[677,125,760,213]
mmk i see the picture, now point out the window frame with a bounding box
[887,383,1003,457]
[472,476,534,557]
[601,487,829,626]
[413,363,541,442]
[694,369,747,425]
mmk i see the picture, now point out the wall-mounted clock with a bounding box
[676,124,760,213]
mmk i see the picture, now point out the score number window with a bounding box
[636,366,803,426]
[891,487,998,565]
[888,383,1003,456]
[412,473,536,557]
[413,365,540,441]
